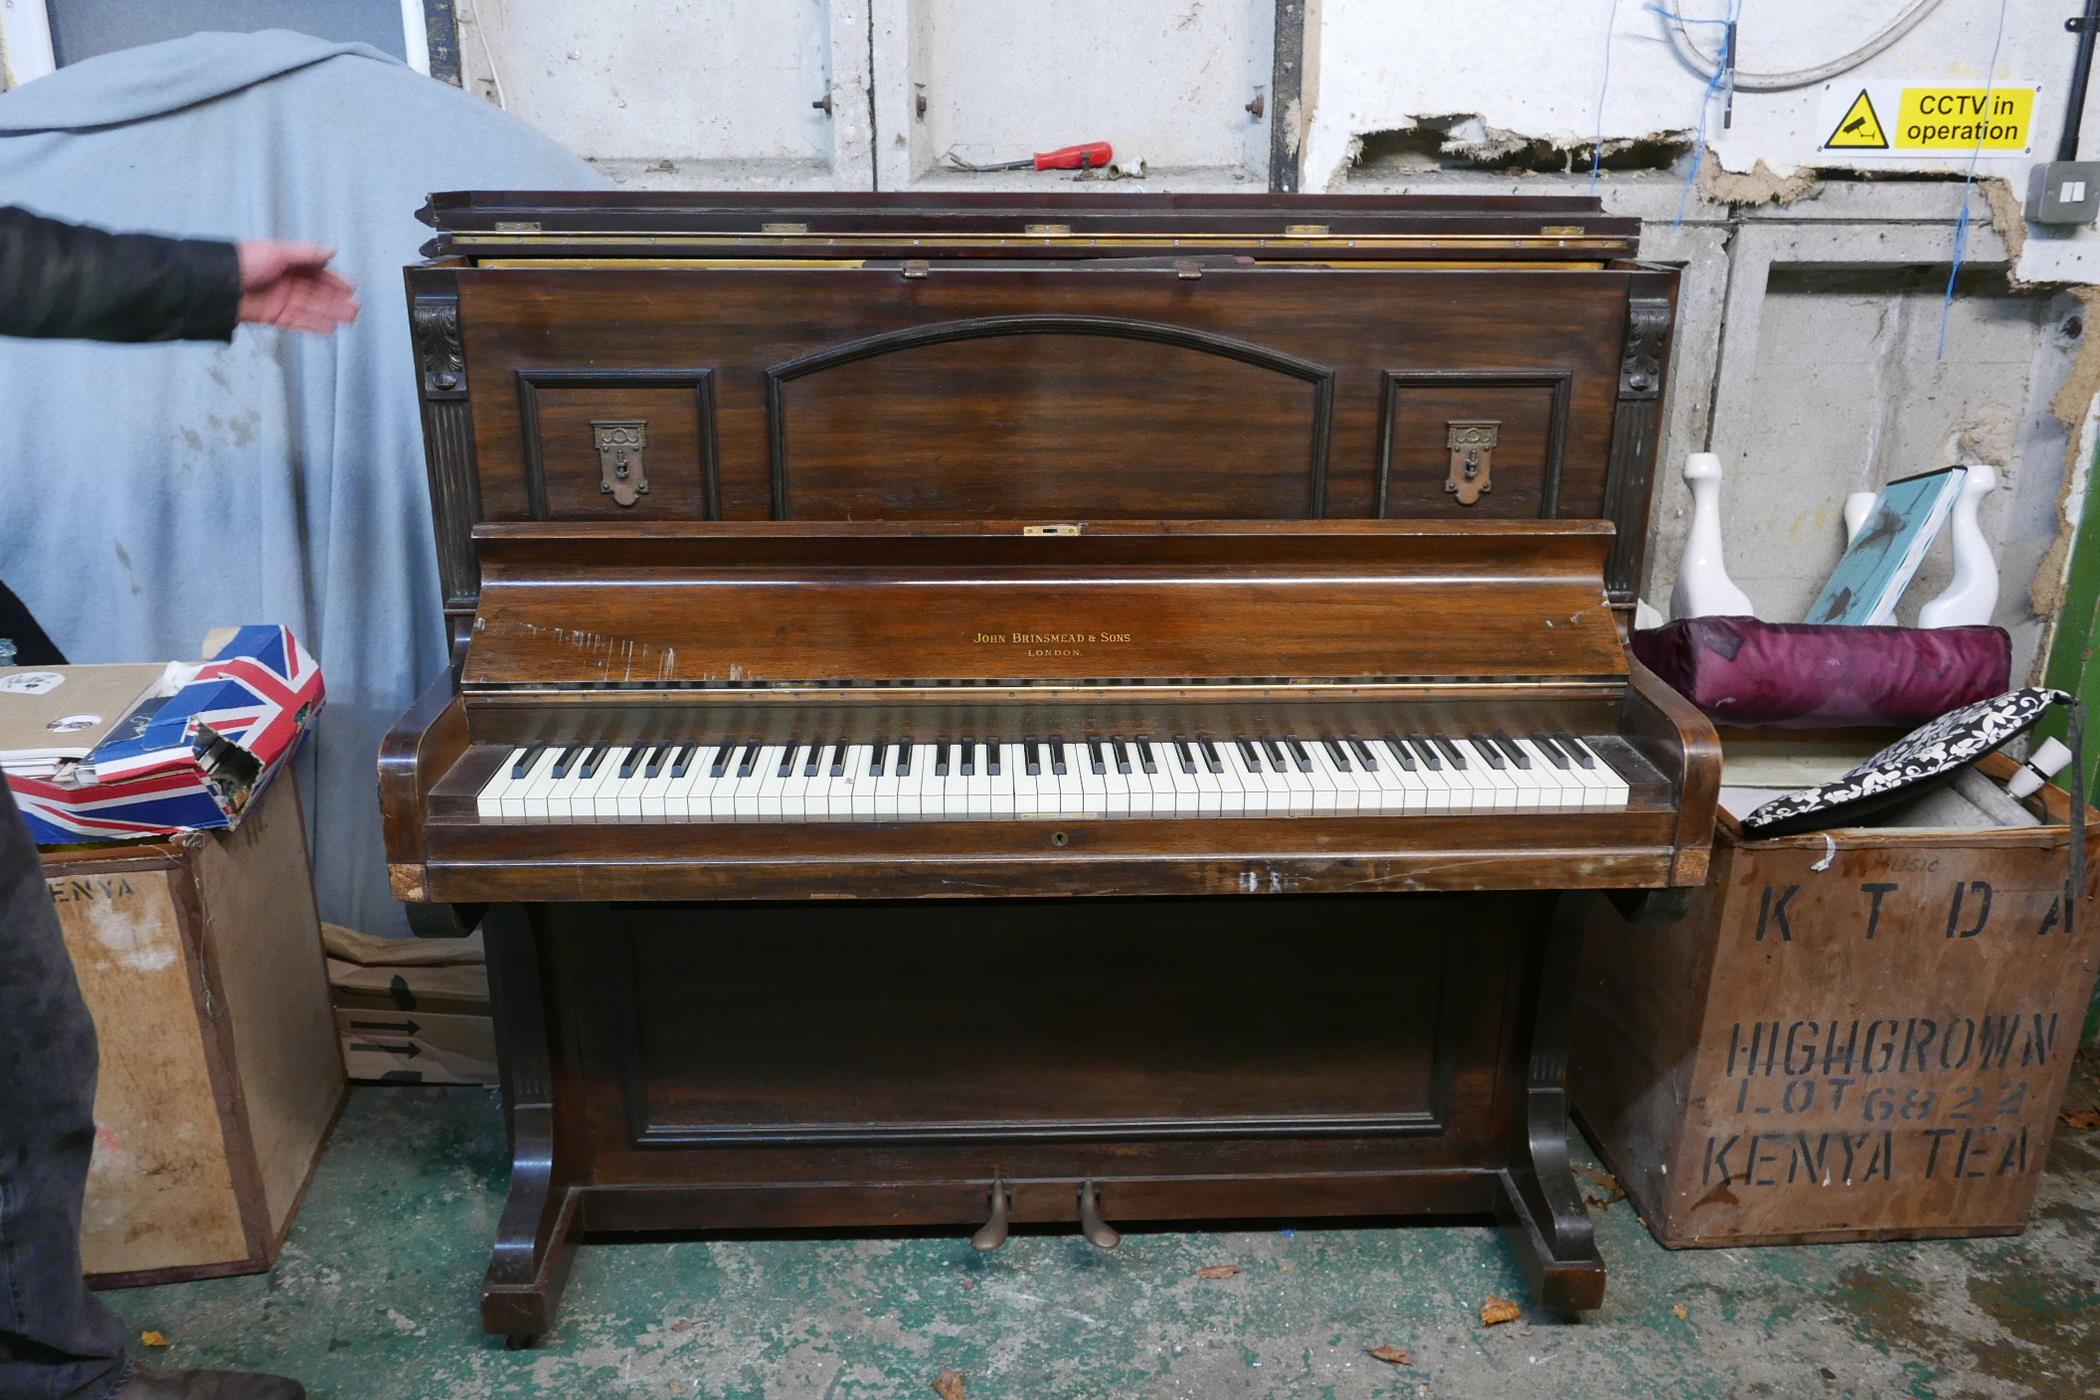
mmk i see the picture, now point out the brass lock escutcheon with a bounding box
[1445,419,1499,507]
[593,419,649,507]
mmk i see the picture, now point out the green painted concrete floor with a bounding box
[105,1060,2100,1400]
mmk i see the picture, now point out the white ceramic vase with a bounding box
[1669,452,1756,620]
[1918,464,1999,629]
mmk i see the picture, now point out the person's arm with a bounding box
[0,207,358,343]
[0,205,240,342]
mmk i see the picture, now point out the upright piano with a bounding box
[381,192,1720,1344]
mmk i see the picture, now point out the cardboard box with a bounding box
[7,625,323,845]
[325,923,496,1085]
[1571,753,2099,1246]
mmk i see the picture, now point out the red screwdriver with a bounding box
[947,141,1113,172]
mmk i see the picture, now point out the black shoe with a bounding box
[114,1367,306,1399]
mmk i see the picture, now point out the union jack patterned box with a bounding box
[9,626,324,845]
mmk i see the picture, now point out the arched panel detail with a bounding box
[764,314,1336,518]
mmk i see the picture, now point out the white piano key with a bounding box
[1563,735,1631,807]
[750,744,791,820]
[836,743,873,819]
[478,748,528,819]
[520,747,569,820]
[1513,736,1589,808]
[962,739,996,818]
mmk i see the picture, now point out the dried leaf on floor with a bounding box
[1195,1264,1241,1279]
[1673,1303,1689,1320]
[1366,1344,1416,1366]
[2061,1108,2100,1130]
[1479,1297,1520,1327]
[139,1331,170,1348]
[668,1319,693,1333]
[1577,1165,1625,1204]
[933,1369,967,1400]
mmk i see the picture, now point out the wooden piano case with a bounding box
[385,195,1712,1345]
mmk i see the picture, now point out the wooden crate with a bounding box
[44,781,346,1286]
[324,922,495,1084]
[1571,753,2100,1247]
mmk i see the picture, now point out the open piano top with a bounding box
[382,517,1718,904]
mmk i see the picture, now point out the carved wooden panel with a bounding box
[1376,371,1572,519]
[512,369,720,521]
[765,315,1333,519]
[456,266,1628,524]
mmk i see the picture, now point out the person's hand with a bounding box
[235,240,359,333]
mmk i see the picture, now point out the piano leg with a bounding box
[481,904,580,1347]
[1494,893,1606,1312]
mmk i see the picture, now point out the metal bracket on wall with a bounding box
[593,420,650,506]
[1445,420,1500,506]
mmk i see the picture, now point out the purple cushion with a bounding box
[1632,617,2011,729]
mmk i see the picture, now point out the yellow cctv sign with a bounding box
[1820,83,2036,157]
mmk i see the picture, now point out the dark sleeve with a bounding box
[0,205,241,343]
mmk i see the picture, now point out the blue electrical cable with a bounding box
[1647,1,1741,226]
[1939,0,2011,359]
[1592,0,1624,186]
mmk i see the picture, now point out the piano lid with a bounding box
[461,519,1627,691]
[416,191,1640,262]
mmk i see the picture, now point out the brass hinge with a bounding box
[1024,222,1073,237]
[492,221,541,233]
[1284,223,1330,237]
[1023,523,1081,536]
[761,221,810,234]
[901,259,931,279]
[1540,224,1586,237]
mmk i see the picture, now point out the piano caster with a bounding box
[1077,1180,1121,1250]
[970,1179,1012,1252]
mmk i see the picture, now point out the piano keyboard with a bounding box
[475,731,1631,822]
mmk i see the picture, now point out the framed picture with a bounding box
[1803,467,1966,626]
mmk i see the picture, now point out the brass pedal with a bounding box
[1077,1180,1121,1249]
[970,1178,1012,1252]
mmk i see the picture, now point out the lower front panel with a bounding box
[547,893,1546,1223]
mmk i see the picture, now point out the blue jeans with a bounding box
[0,781,130,1399]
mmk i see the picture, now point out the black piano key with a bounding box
[670,745,695,779]
[578,745,607,780]
[1111,737,1131,775]
[1347,737,1378,771]
[828,742,847,777]
[959,739,975,777]
[620,746,646,779]
[986,741,1001,776]
[1381,733,1417,771]
[644,745,669,779]
[1136,739,1158,774]
[1024,738,1041,776]
[1285,736,1313,772]
[550,744,581,779]
[1260,738,1287,772]
[1322,737,1351,772]
[1406,734,1442,771]
[737,743,760,779]
[1088,740,1106,775]
[1490,730,1531,769]
[1531,731,1571,769]
[777,745,799,778]
[1199,738,1224,773]
[802,743,822,777]
[512,742,546,780]
[869,739,887,777]
[1429,734,1466,769]
[1466,733,1505,770]
[711,744,735,779]
[935,740,950,777]
[1235,738,1262,772]
[1556,730,1596,769]
[897,738,914,777]
[1174,738,1196,774]
[1049,738,1068,776]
